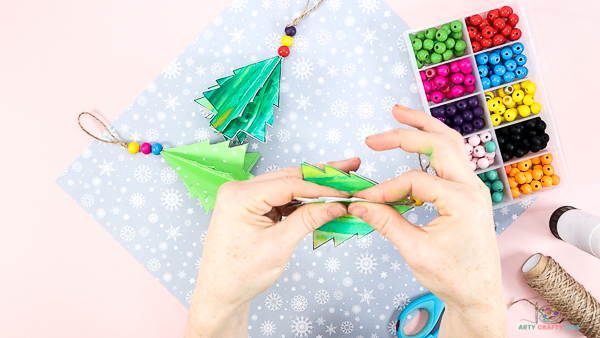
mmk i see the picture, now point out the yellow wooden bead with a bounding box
[517,105,531,117]
[281,35,294,46]
[496,103,506,116]
[487,99,498,111]
[502,95,514,107]
[491,113,502,126]
[498,88,507,97]
[505,108,518,121]
[128,142,140,154]
[412,197,424,206]
[512,89,524,103]
[513,83,522,90]
[530,102,542,114]
[523,82,537,94]
[484,91,495,100]
[523,94,535,106]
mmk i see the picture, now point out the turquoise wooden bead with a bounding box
[484,141,497,153]
[478,173,488,181]
[484,181,492,190]
[151,143,163,155]
[492,180,504,192]
[485,170,499,181]
[492,191,504,203]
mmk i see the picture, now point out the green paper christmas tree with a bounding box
[302,163,414,249]
[195,56,282,144]
[161,141,260,213]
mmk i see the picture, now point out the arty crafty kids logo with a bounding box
[518,302,581,331]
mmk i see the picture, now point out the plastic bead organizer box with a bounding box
[403,2,568,209]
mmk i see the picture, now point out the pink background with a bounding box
[1,0,599,337]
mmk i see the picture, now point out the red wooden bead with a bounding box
[487,9,500,21]
[468,26,478,38]
[471,41,482,52]
[492,34,506,46]
[501,25,513,36]
[474,33,483,42]
[509,28,522,41]
[507,13,519,27]
[500,6,513,18]
[481,38,493,48]
[470,14,483,26]
[479,18,490,28]
[482,26,495,39]
[278,46,290,57]
[493,18,506,30]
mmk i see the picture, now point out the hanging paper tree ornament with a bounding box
[77,112,260,213]
[300,163,422,249]
[195,0,325,145]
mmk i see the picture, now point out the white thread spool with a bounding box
[550,206,600,259]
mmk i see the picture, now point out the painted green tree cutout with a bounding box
[302,163,414,249]
[161,141,260,213]
[195,56,282,144]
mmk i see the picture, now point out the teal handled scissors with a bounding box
[396,294,445,338]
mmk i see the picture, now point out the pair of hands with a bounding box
[185,106,507,338]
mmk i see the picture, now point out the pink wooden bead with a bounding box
[420,71,427,81]
[465,85,476,93]
[485,151,496,159]
[477,157,490,169]
[425,68,436,78]
[437,65,450,77]
[426,93,431,101]
[140,142,152,154]
[468,135,481,146]
[479,131,492,142]
[464,74,476,85]
[433,76,448,88]
[451,85,465,97]
[470,161,477,171]
[445,91,454,99]
[423,81,432,93]
[473,145,486,158]
[451,73,465,84]
[468,154,473,161]
[431,91,445,103]
[465,143,474,155]
[459,58,472,74]
[488,157,495,165]
[450,61,460,73]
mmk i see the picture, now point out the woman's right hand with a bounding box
[348,105,507,338]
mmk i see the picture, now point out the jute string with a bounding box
[78,112,128,148]
[288,0,325,27]
[508,254,600,337]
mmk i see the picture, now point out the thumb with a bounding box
[348,202,424,253]
[276,202,347,247]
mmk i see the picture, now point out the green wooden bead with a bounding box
[478,173,488,181]
[423,39,434,51]
[441,23,452,33]
[434,42,446,54]
[431,53,442,64]
[424,54,431,63]
[454,40,466,52]
[485,170,499,181]
[416,31,426,40]
[445,37,456,49]
[435,29,448,42]
[484,141,497,153]
[450,20,463,32]
[409,34,416,42]
[425,28,438,40]
[416,50,429,61]
[451,31,463,39]
[442,49,454,61]
[491,191,504,203]
[453,49,465,57]
[412,38,423,51]
[484,181,492,190]
[492,180,504,192]
[416,59,424,69]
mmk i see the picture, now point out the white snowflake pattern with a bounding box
[325,257,341,273]
[145,128,159,142]
[162,273,172,282]
[314,289,330,305]
[325,323,337,335]
[393,293,411,310]
[388,320,399,335]
[325,128,341,143]
[396,36,407,52]
[343,276,353,287]
[316,316,326,326]
[292,272,302,282]
[357,101,374,119]
[265,164,280,173]
[119,226,136,242]
[185,290,193,304]
[356,123,378,143]
[264,32,280,52]
[358,0,381,13]
[290,316,313,337]
[163,93,181,111]
[228,0,248,12]
[265,293,283,311]
[277,128,291,142]
[316,29,331,45]
[277,0,290,9]
[290,295,308,312]
[358,288,375,305]
[139,227,150,237]
[500,206,509,215]
[133,165,152,183]
[406,213,419,224]
[162,59,182,80]
[355,253,378,275]
[147,258,160,272]
[327,0,342,10]
[391,61,408,78]
[293,35,309,53]
[291,57,314,80]
[98,159,116,177]
[160,167,178,184]
[260,320,276,336]
[295,94,312,112]
[381,96,397,111]
[340,321,354,334]
[210,62,224,76]
[361,28,379,46]
[194,127,211,142]
[333,290,343,300]
[360,160,377,178]
[519,198,534,209]
[161,189,183,211]
[342,63,356,76]
[229,27,246,45]
[164,224,182,242]
[352,304,361,314]
[330,99,349,118]
[356,234,373,249]
[395,165,410,176]
[130,193,146,209]
[410,82,418,93]
[292,143,302,153]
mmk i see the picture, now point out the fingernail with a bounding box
[348,205,367,219]
[327,205,347,219]
[395,104,409,110]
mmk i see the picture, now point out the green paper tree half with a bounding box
[195,56,282,144]
[161,141,260,213]
[301,163,414,249]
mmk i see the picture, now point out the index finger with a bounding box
[250,157,361,183]
[391,105,463,142]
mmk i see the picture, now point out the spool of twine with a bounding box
[518,253,600,337]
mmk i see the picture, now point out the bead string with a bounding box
[288,0,325,27]
[78,112,128,148]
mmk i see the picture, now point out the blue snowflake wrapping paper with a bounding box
[57,0,534,336]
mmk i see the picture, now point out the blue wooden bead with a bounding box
[511,42,524,55]
[478,65,489,77]
[481,77,492,89]
[501,47,514,60]
[515,66,528,79]
[490,74,503,87]
[505,59,518,71]
[476,54,489,65]
[503,71,516,83]
[515,55,527,66]
[285,26,296,37]
[151,143,163,155]
[494,64,507,76]
[489,53,502,65]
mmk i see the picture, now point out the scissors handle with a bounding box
[397,294,445,338]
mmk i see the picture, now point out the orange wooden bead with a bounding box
[524,171,533,184]
[508,177,518,188]
[505,165,512,174]
[511,163,518,168]
[520,183,532,195]
[540,176,553,187]
[531,180,542,191]
[543,164,555,176]
[533,164,543,171]
[515,172,526,184]
[551,174,560,186]
[509,168,521,177]
[541,154,553,165]
[518,159,532,171]
[531,156,541,165]
[532,168,544,180]
[511,187,520,198]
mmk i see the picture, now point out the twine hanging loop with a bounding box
[289,0,325,27]
[78,112,128,148]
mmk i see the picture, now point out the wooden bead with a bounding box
[128,142,140,154]
[281,35,294,46]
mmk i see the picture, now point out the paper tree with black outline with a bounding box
[195,56,282,144]
[301,163,414,249]
[161,140,260,213]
